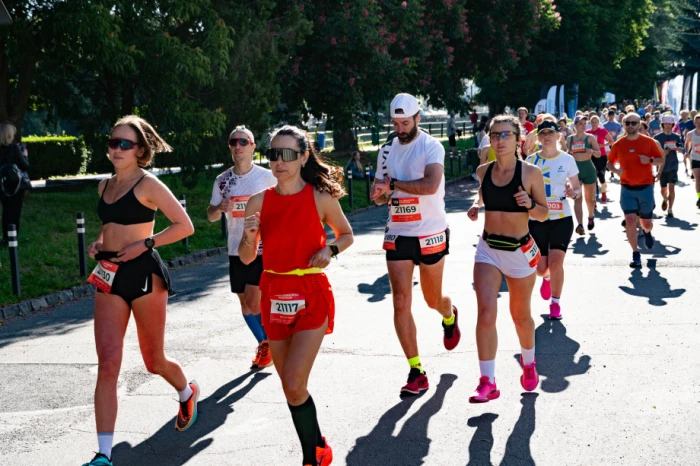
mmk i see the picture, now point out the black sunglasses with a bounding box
[624,121,639,126]
[267,148,302,162]
[108,138,140,150]
[228,137,252,147]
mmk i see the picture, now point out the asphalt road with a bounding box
[1,175,699,466]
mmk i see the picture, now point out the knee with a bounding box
[392,292,411,313]
[423,293,443,310]
[96,348,122,381]
[142,353,167,375]
[281,372,307,405]
[476,306,497,328]
[548,254,565,270]
[244,299,260,315]
[512,312,534,330]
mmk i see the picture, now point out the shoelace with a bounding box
[179,397,191,419]
[255,344,265,360]
[475,380,490,393]
[259,344,269,358]
[523,366,536,381]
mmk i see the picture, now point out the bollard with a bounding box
[348,170,354,209]
[463,122,466,137]
[179,195,189,248]
[429,123,432,135]
[449,151,454,176]
[365,165,371,203]
[76,213,87,277]
[220,212,228,240]
[458,149,462,174]
[441,123,444,138]
[8,224,20,295]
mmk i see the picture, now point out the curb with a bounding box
[0,246,229,323]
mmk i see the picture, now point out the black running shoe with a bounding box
[629,252,642,268]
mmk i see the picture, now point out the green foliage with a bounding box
[22,136,86,180]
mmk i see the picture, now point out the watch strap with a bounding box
[328,243,340,257]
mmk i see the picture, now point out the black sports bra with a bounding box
[481,159,528,213]
[98,175,156,225]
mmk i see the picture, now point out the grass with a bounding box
[0,136,474,306]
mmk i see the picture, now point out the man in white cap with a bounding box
[370,93,460,396]
[653,115,682,217]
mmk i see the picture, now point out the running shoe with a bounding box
[601,192,607,203]
[630,252,642,269]
[576,224,585,236]
[668,209,674,218]
[587,217,595,231]
[621,219,626,228]
[175,380,200,432]
[661,199,668,211]
[549,302,562,320]
[697,198,700,209]
[82,453,112,466]
[520,356,539,391]
[540,279,551,300]
[400,368,429,395]
[469,376,500,403]
[316,437,333,466]
[442,306,461,351]
[254,341,273,368]
[251,345,260,368]
[643,231,655,249]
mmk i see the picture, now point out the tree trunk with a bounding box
[332,127,357,152]
[11,50,37,136]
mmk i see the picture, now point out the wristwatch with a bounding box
[389,178,396,191]
[527,198,537,210]
[144,237,155,249]
[328,243,340,258]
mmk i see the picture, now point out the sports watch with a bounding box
[144,237,155,249]
[527,198,537,211]
[328,243,340,258]
[389,178,397,191]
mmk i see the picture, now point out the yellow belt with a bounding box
[265,267,323,276]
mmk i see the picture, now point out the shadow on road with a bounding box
[571,235,609,258]
[111,370,270,466]
[466,413,499,466]
[346,373,457,466]
[596,205,620,220]
[498,393,539,466]
[638,239,681,258]
[662,216,698,231]
[358,273,391,303]
[619,259,685,306]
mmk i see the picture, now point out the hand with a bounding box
[654,173,661,183]
[639,154,651,164]
[88,241,102,259]
[467,205,479,221]
[219,199,234,212]
[116,241,147,263]
[308,246,332,269]
[243,212,261,240]
[514,186,533,209]
[564,184,576,199]
[370,179,391,200]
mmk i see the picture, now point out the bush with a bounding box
[23,136,87,180]
[84,134,113,175]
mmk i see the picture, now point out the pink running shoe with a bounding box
[469,376,500,403]
[520,357,539,392]
[549,302,562,320]
[540,279,551,300]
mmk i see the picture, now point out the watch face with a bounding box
[145,238,155,248]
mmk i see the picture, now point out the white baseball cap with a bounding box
[390,93,420,118]
[661,115,675,124]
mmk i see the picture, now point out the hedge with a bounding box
[23,136,87,180]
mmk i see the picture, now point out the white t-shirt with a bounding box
[210,165,277,256]
[689,129,700,161]
[525,151,579,220]
[478,134,490,150]
[375,131,447,236]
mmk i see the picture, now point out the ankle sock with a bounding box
[97,432,114,459]
[442,312,455,326]
[521,347,536,366]
[408,356,424,374]
[478,360,496,384]
[178,383,193,402]
[288,395,324,464]
[551,296,560,304]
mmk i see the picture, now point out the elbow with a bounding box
[184,220,195,237]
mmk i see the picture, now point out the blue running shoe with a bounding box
[82,453,112,466]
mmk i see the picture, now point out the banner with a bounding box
[693,73,698,110]
[546,85,557,114]
[653,83,659,103]
[604,93,616,105]
[573,84,579,114]
[661,81,668,105]
[673,74,684,116]
[535,99,547,115]
[558,85,565,117]
[683,74,692,110]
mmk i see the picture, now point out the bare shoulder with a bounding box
[313,188,335,206]
[523,161,544,180]
[97,177,110,195]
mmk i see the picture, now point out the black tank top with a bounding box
[98,175,156,225]
[481,159,528,213]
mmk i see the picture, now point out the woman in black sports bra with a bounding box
[82,116,196,466]
[465,114,548,404]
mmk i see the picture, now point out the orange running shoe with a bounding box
[316,437,333,466]
[175,380,200,432]
[255,341,273,368]
[251,344,261,368]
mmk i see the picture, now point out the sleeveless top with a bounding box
[689,130,700,161]
[98,175,156,225]
[567,134,592,155]
[481,159,528,213]
[260,183,326,273]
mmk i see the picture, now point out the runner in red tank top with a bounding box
[240,125,353,466]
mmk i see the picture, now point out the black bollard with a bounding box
[348,170,354,209]
[429,123,432,135]
[8,224,20,295]
[365,165,371,203]
[449,150,454,176]
[458,149,462,174]
[179,195,188,248]
[441,123,444,138]
[76,213,87,277]
[220,212,228,240]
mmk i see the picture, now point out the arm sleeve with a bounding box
[209,179,223,206]
[426,139,445,166]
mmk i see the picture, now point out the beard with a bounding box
[397,124,418,143]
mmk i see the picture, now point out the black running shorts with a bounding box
[528,217,574,256]
[94,249,172,305]
[385,228,450,265]
[229,255,263,293]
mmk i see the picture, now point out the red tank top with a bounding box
[260,183,326,273]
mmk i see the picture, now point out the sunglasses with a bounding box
[624,121,639,126]
[228,137,252,147]
[266,147,302,162]
[108,138,140,151]
[489,131,514,141]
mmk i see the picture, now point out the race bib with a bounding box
[382,234,398,251]
[419,230,447,255]
[693,143,700,154]
[547,200,563,212]
[270,293,306,325]
[664,142,677,150]
[87,260,119,294]
[571,143,586,154]
[390,197,421,223]
[231,195,250,218]
[520,236,541,268]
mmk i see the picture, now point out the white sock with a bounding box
[97,432,114,459]
[178,383,193,402]
[551,296,560,304]
[521,347,536,366]
[479,360,496,384]
[543,276,550,281]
